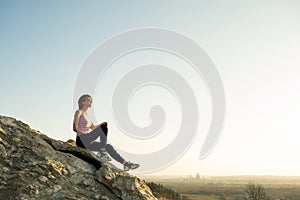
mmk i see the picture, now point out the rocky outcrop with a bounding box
[0,115,157,200]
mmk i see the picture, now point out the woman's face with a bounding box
[84,97,93,108]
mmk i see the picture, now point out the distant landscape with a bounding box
[142,175,300,200]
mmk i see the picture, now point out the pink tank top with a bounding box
[76,111,92,137]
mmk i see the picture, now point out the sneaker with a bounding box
[124,161,140,171]
[97,151,112,162]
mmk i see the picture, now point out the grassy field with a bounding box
[142,175,300,200]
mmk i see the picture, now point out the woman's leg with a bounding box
[77,133,139,169]
[78,122,108,149]
[82,142,125,164]
[105,144,125,164]
[75,136,85,148]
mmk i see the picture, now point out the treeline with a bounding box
[147,182,189,200]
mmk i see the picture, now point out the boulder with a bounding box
[0,115,157,200]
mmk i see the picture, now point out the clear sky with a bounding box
[1,0,300,176]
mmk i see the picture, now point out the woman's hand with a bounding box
[95,122,107,128]
[90,122,107,130]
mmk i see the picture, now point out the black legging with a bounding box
[76,122,125,164]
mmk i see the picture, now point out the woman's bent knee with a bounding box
[101,122,108,128]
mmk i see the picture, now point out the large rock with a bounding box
[0,115,157,200]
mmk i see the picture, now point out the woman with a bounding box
[73,94,139,171]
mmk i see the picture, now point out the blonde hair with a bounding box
[78,94,92,109]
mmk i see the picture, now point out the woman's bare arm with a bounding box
[90,122,107,130]
[90,122,101,130]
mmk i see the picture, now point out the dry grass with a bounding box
[143,176,300,200]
